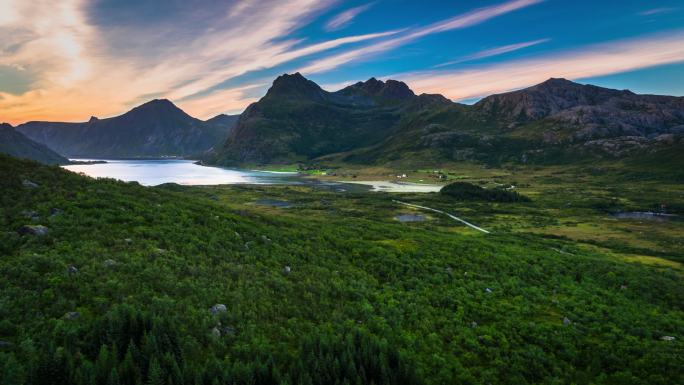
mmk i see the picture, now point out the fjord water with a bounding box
[63,159,297,186]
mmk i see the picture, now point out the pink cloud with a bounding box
[397,31,684,101]
[325,3,375,31]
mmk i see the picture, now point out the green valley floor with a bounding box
[0,154,682,385]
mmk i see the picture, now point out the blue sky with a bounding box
[0,0,683,124]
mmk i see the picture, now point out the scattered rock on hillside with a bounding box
[210,304,227,314]
[18,225,49,236]
[22,179,39,188]
[283,265,291,275]
[22,210,39,220]
[211,327,221,338]
[63,311,80,320]
[563,317,572,326]
[103,259,117,267]
[50,208,63,217]
[661,336,675,341]
[261,235,271,244]
[68,265,78,274]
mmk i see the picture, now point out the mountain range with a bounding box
[16,99,238,158]
[0,123,69,165]
[207,74,684,166]
[206,73,451,165]
[6,74,683,167]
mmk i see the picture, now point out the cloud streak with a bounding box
[639,7,676,16]
[396,31,684,101]
[325,3,374,31]
[0,0,401,124]
[433,38,549,67]
[298,0,543,74]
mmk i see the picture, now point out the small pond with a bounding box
[395,214,427,222]
[612,212,678,222]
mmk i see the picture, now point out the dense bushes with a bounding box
[0,155,682,384]
[440,182,530,202]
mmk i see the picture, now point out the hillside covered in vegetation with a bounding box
[1,154,682,384]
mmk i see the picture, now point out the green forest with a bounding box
[1,154,683,384]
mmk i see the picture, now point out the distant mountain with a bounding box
[476,78,684,139]
[354,78,684,164]
[208,73,449,165]
[17,100,238,158]
[0,123,69,165]
[205,113,240,128]
[208,74,683,166]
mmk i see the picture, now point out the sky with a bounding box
[1,0,683,125]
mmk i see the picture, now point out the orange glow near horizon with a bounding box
[1,1,683,126]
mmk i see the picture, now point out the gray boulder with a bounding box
[22,179,39,188]
[563,317,572,326]
[103,259,117,267]
[18,225,48,236]
[210,304,227,314]
[64,311,80,320]
[283,265,291,275]
[68,265,78,274]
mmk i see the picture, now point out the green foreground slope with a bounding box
[0,154,683,384]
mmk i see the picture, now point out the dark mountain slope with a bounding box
[17,100,237,158]
[209,73,449,165]
[476,78,684,138]
[206,113,240,128]
[0,123,69,164]
[341,78,684,165]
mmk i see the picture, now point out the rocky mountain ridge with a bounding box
[17,100,238,158]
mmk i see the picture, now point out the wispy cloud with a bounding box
[434,38,549,68]
[325,3,375,31]
[639,7,676,16]
[395,31,684,101]
[0,0,402,124]
[178,83,265,119]
[298,0,544,74]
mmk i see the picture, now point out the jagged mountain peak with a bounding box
[340,77,416,101]
[265,72,326,101]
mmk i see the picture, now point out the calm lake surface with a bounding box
[62,159,443,193]
[63,159,300,186]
